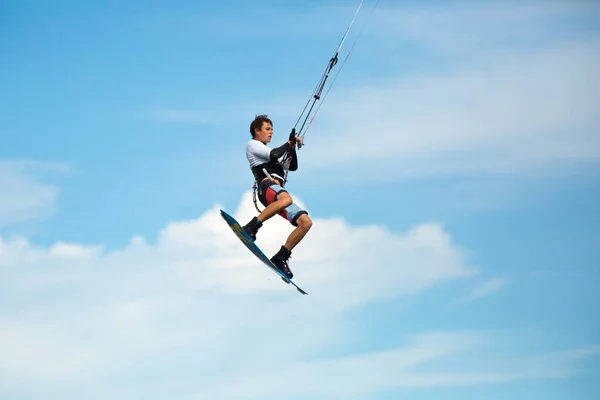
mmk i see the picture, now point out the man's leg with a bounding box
[257,192,292,223]
[243,181,290,240]
[283,214,312,251]
[270,203,312,279]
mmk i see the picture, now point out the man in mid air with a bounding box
[242,114,313,279]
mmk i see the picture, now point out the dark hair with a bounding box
[249,114,273,138]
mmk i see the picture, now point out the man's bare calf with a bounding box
[284,214,312,251]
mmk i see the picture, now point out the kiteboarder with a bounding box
[242,114,313,279]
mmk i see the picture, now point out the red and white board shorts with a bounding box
[257,179,308,227]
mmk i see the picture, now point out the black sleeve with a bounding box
[269,142,291,161]
[287,146,298,171]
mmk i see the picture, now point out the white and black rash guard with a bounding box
[246,139,297,185]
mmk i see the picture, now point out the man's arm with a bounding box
[287,146,298,171]
[269,142,292,161]
[265,129,299,165]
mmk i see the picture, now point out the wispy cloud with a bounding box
[297,38,600,181]
[370,0,600,55]
[206,331,599,399]
[465,277,508,301]
[562,345,600,360]
[0,159,69,228]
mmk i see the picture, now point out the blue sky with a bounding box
[1,0,599,399]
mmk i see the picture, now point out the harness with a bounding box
[251,157,290,213]
[252,168,284,213]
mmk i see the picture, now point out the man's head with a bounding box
[250,114,273,143]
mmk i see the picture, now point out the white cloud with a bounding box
[0,159,68,228]
[0,192,596,399]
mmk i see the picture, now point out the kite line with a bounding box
[253,0,379,212]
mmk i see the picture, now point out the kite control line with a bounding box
[293,0,366,148]
[253,0,378,212]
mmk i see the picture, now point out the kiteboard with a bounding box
[219,209,308,295]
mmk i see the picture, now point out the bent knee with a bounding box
[297,214,313,230]
[277,192,293,207]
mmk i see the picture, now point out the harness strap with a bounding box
[252,168,285,213]
[252,183,262,213]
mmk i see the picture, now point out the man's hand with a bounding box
[287,128,303,148]
[288,137,303,148]
[288,128,297,145]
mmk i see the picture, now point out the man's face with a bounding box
[255,122,273,143]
